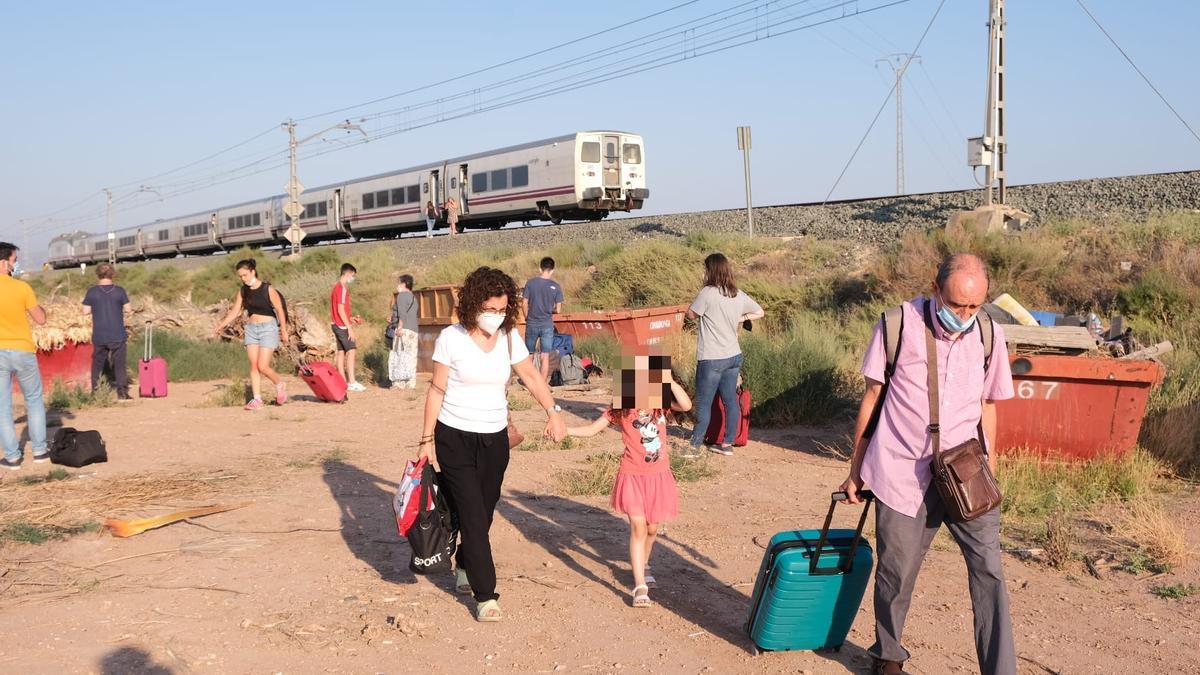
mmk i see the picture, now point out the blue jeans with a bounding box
[524,322,554,354]
[690,354,743,447]
[1,350,47,462]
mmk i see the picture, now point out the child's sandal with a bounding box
[644,566,657,589]
[631,584,651,608]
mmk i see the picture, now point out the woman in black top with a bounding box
[213,259,289,410]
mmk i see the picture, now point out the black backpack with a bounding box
[50,428,108,468]
[241,282,289,323]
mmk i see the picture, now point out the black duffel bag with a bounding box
[50,428,107,468]
[407,462,456,575]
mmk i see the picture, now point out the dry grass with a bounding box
[998,449,1166,521]
[555,453,620,496]
[1040,516,1077,570]
[193,378,251,408]
[0,471,234,536]
[1113,500,1194,573]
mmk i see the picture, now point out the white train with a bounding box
[48,130,648,267]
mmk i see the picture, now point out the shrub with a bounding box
[47,380,117,411]
[1118,269,1196,323]
[1151,583,1200,600]
[737,316,857,426]
[573,334,622,373]
[998,450,1165,521]
[126,331,248,382]
[578,240,701,309]
[197,378,251,407]
[145,266,191,303]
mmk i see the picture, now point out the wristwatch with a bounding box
[547,404,562,413]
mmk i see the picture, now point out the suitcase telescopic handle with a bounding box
[810,490,875,576]
[144,321,153,361]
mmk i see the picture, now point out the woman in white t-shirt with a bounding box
[417,266,566,623]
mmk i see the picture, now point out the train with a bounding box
[47,130,649,268]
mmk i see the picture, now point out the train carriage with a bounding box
[48,130,647,267]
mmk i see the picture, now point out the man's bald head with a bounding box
[932,254,990,327]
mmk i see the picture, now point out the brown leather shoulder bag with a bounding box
[922,300,1003,522]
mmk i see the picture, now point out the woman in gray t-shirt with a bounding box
[685,253,764,455]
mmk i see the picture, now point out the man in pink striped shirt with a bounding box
[842,254,1016,675]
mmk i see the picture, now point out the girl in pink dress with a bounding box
[568,378,692,608]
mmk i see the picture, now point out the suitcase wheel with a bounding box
[751,645,760,657]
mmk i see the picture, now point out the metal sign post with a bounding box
[736,125,754,238]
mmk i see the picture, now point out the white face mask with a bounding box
[477,312,505,335]
[345,277,356,285]
[244,274,257,286]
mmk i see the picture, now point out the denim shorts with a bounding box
[244,319,281,349]
[524,322,555,354]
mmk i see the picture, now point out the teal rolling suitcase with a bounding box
[745,491,875,653]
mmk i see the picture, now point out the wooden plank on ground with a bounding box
[1002,325,1098,352]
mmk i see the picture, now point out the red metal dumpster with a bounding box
[551,305,689,349]
[11,341,95,396]
[996,354,1163,460]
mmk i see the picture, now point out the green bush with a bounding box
[573,334,622,373]
[126,330,248,382]
[1118,269,1196,323]
[146,266,191,303]
[737,316,857,426]
[578,240,701,309]
[47,380,117,410]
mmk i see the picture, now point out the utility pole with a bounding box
[282,118,367,257]
[877,53,920,196]
[736,126,754,237]
[103,188,115,264]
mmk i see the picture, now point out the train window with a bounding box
[377,190,390,208]
[490,169,508,191]
[511,165,529,188]
[158,229,170,241]
[581,142,600,163]
[392,188,405,205]
[606,142,617,160]
[305,204,316,219]
[622,144,642,164]
[407,185,419,203]
[255,213,261,226]
[119,236,135,247]
[228,217,235,230]
[95,242,106,252]
[422,182,428,194]
[450,177,458,189]
[319,202,328,217]
[472,172,488,193]
[363,192,375,210]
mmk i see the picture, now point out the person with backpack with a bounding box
[522,256,563,383]
[840,254,1016,675]
[212,259,288,410]
[685,252,763,457]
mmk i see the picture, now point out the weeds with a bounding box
[1116,501,1193,572]
[555,453,620,496]
[1119,549,1173,576]
[1150,583,1200,600]
[47,380,117,411]
[126,332,248,382]
[670,452,718,483]
[508,391,534,411]
[997,450,1164,521]
[1,520,100,545]
[1039,516,1076,570]
[573,334,622,373]
[18,468,71,486]
[515,436,577,452]
[196,378,250,407]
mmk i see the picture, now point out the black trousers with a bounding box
[434,421,510,603]
[91,341,129,397]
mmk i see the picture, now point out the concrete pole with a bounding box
[996,0,1008,204]
[983,0,1000,206]
[737,126,754,238]
[104,188,114,264]
[286,119,301,256]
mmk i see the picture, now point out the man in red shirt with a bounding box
[330,263,366,392]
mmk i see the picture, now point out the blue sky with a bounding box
[2,1,1197,260]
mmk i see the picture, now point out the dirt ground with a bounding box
[2,376,1198,675]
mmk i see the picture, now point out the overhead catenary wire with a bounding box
[1074,0,1200,146]
[48,0,914,235]
[823,0,947,203]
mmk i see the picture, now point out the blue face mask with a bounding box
[936,295,977,334]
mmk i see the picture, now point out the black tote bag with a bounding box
[406,463,457,575]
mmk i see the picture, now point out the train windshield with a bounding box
[581,142,600,163]
[622,144,642,164]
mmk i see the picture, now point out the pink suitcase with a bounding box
[298,362,348,403]
[139,323,168,398]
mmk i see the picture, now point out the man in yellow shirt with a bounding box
[0,242,48,470]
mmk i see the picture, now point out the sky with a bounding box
[2,1,1197,263]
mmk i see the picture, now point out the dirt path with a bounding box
[2,377,1198,674]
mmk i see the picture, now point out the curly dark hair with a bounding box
[457,266,520,333]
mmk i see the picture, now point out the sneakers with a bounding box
[243,398,264,411]
[275,382,288,405]
[708,444,735,457]
[117,394,135,403]
[32,451,50,464]
[1,457,21,471]
[347,381,367,392]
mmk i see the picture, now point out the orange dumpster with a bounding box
[12,341,95,396]
[996,354,1164,460]
[552,305,689,349]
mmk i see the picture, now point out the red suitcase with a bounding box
[139,323,168,398]
[298,362,348,403]
[704,387,751,446]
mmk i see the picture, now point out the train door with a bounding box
[458,164,470,214]
[209,214,220,248]
[428,170,440,217]
[603,134,621,189]
[330,189,344,232]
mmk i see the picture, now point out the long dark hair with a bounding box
[236,258,256,273]
[457,266,520,333]
[703,252,738,297]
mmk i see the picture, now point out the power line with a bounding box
[1074,0,1200,146]
[823,0,947,203]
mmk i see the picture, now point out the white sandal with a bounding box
[631,584,651,608]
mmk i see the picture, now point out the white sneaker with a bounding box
[347,382,367,392]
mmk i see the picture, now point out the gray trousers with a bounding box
[869,487,1016,675]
